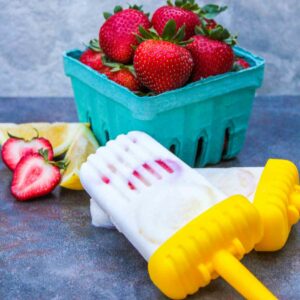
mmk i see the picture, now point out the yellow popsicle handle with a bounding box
[213,250,277,300]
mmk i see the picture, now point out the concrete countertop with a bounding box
[0,96,299,300]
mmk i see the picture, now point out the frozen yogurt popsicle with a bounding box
[80,131,228,260]
[80,131,276,299]
[90,167,264,228]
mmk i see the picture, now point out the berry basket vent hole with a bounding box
[194,137,204,167]
[86,113,93,132]
[104,130,110,143]
[169,144,176,154]
[222,128,230,158]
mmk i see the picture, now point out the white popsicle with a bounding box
[90,167,263,228]
[80,131,228,260]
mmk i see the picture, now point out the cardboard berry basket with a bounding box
[63,46,264,167]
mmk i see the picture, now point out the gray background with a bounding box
[1,0,299,97]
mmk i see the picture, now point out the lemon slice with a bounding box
[60,126,99,190]
[0,123,88,156]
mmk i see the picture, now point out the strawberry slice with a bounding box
[11,150,65,201]
[1,132,54,171]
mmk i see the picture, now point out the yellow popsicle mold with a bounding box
[148,195,277,300]
[254,159,300,251]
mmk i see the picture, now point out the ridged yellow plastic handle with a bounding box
[148,196,277,299]
[254,159,300,251]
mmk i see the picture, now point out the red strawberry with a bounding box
[152,1,227,40]
[108,69,141,92]
[98,65,112,77]
[204,18,217,30]
[234,57,250,70]
[100,58,142,92]
[11,151,65,201]
[1,132,53,171]
[186,24,236,81]
[152,6,200,40]
[99,5,151,64]
[80,39,104,71]
[134,21,194,94]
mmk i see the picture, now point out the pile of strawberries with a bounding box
[80,0,250,95]
[1,133,65,201]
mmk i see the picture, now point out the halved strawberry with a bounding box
[1,132,54,171]
[11,150,65,201]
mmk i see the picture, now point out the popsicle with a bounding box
[89,158,300,254]
[90,166,263,228]
[80,131,276,299]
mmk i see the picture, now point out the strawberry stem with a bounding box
[38,149,68,170]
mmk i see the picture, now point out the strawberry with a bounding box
[11,150,65,201]
[186,24,236,81]
[80,39,104,71]
[99,5,151,64]
[133,20,194,94]
[152,1,227,40]
[204,18,217,30]
[233,57,250,70]
[152,6,200,40]
[101,58,142,92]
[1,131,54,171]
[108,69,141,92]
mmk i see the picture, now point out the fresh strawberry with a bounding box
[204,18,217,30]
[80,39,104,71]
[1,132,54,171]
[134,20,194,94]
[152,1,227,40]
[11,150,65,201]
[108,69,141,92]
[99,5,151,64]
[233,57,250,70]
[100,58,142,92]
[98,66,112,77]
[186,24,236,81]
[152,6,200,40]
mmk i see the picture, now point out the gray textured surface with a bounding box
[0,96,300,299]
[1,0,300,97]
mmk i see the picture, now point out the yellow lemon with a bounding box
[60,126,99,190]
[0,123,88,156]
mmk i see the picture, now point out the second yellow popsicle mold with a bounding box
[253,159,300,251]
[148,195,277,300]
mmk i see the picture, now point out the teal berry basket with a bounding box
[63,46,264,167]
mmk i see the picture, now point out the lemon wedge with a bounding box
[0,123,88,156]
[60,126,99,190]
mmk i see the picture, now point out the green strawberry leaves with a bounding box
[102,56,137,77]
[85,39,102,52]
[114,5,123,13]
[38,149,68,170]
[200,4,227,19]
[167,0,200,12]
[162,19,177,40]
[103,12,113,20]
[137,20,193,46]
[195,21,237,46]
[103,4,149,19]
[167,0,227,19]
